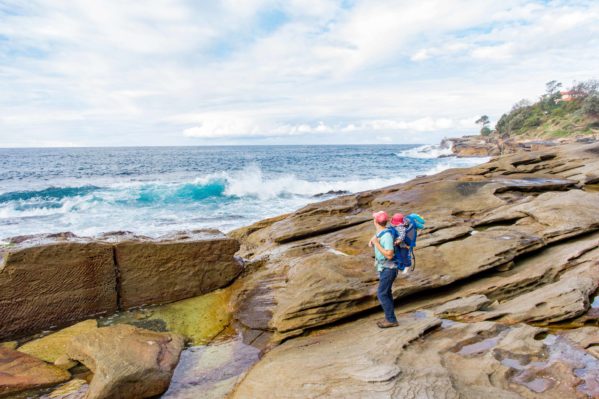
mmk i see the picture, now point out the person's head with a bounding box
[390,213,404,227]
[372,211,388,228]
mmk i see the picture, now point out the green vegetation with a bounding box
[490,79,599,139]
[475,115,491,136]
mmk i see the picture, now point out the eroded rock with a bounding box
[66,324,184,399]
[114,231,242,309]
[0,236,116,340]
[1,230,242,340]
[465,261,598,325]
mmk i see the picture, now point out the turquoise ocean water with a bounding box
[0,144,487,239]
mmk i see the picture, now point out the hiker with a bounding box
[369,211,399,328]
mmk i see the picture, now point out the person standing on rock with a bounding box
[369,211,399,328]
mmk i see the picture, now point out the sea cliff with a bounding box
[1,141,599,398]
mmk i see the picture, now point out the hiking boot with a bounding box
[377,320,399,328]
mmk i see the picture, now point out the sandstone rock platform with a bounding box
[0,230,242,340]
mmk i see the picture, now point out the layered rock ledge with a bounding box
[443,134,598,157]
[229,142,599,342]
[224,142,599,398]
[0,230,242,340]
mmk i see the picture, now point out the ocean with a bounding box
[0,144,487,240]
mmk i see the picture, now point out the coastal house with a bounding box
[559,90,575,102]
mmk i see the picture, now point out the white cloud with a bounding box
[180,111,461,139]
[0,0,598,146]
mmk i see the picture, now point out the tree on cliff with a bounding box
[475,115,491,136]
[545,80,562,96]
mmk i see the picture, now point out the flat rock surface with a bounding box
[0,347,70,397]
[231,314,599,398]
[66,324,184,399]
[231,312,442,399]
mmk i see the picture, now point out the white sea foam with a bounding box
[217,165,407,199]
[396,143,454,159]
[0,153,490,239]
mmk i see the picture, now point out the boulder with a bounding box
[67,324,184,399]
[0,235,116,340]
[17,319,97,368]
[113,230,242,309]
[0,346,70,397]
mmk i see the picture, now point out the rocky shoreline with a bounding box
[2,141,599,398]
[442,133,598,158]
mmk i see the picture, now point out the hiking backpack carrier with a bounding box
[403,213,425,270]
[380,213,425,270]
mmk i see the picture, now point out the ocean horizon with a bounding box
[0,144,487,240]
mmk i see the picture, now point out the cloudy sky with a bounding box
[0,0,598,147]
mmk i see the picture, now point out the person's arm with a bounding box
[394,225,406,244]
[371,236,394,259]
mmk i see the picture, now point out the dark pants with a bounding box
[377,267,398,323]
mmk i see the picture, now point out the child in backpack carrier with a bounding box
[389,213,411,274]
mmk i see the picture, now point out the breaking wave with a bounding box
[396,143,454,159]
[0,148,490,238]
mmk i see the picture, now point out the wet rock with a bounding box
[558,327,599,358]
[114,231,242,309]
[104,289,232,346]
[162,338,261,399]
[0,346,70,397]
[0,341,17,350]
[18,320,97,367]
[313,190,350,197]
[66,324,184,399]
[42,379,89,399]
[0,235,116,340]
